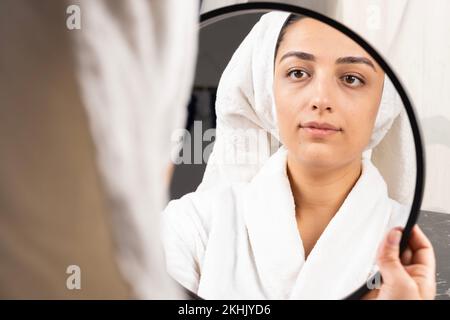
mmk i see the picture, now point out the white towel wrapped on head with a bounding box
[198,11,415,206]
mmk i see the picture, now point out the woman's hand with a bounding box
[363,225,436,300]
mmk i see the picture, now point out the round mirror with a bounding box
[164,2,425,300]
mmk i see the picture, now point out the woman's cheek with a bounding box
[348,123,372,152]
[275,107,290,144]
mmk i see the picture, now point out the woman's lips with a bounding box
[300,121,342,138]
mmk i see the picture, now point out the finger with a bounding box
[362,288,379,300]
[408,225,433,251]
[404,264,435,280]
[408,225,436,269]
[377,228,409,284]
[401,247,413,265]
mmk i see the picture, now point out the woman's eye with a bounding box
[342,75,364,87]
[287,69,309,80]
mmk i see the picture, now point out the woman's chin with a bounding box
[293,146,340,168]
[302,158,336,169]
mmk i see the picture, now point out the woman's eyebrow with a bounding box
[336,56,377,72]
[279,51,315,63]
[279,51,377,72]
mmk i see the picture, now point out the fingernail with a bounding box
[388,229,402,246]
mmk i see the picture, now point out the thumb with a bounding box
[377,228,409,284]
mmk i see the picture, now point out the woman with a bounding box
[162,12,435,299]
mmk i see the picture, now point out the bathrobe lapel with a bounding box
[289,155,392,299]
[243,147,304,299]
[244,147,392,299]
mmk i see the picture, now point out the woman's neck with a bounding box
[287,154,362,220]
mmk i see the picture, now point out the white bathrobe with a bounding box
[162,146,409,300]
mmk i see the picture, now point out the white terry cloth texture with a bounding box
[71,0,199,298]
[197,11,416,207]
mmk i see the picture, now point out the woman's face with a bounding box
[273,18,385,170]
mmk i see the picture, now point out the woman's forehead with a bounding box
[278,17,374,64]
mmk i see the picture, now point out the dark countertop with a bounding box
[419,211,450,300]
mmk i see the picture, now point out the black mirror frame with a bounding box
[183,1,425,300]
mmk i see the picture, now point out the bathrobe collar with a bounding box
[243,146,392,299]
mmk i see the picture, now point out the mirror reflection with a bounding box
[163,11,416,299]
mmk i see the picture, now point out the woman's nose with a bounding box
[309,78,335,113]
[311,103,333,113]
